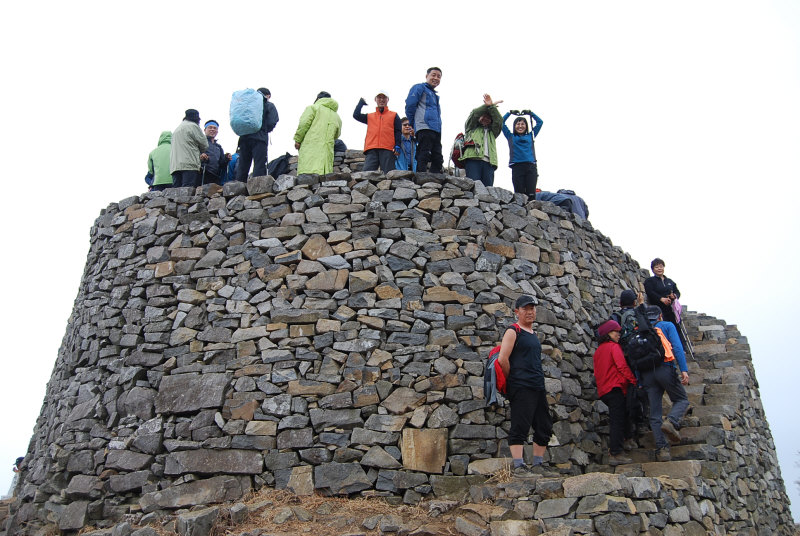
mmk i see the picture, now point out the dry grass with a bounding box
[484,464,514,485]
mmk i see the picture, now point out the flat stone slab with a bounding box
[164,449,263,475]
[155,373,230,414]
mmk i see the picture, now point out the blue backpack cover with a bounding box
[230,89,263,136]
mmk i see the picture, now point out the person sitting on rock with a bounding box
[496,295,554,477]
[593,319,637,465]
[353,91,402,174]
[294,92,342,176]
[642,305,690,462]
[459,94,503,187]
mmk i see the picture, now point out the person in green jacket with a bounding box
[459,94,503,187]
[293,92,342,175]
[148,131,172,192]
[170,109,209,188]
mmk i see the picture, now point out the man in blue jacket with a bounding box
[236,88,279,181]
[405,67,442,173]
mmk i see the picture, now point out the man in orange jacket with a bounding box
[353,92,402,174]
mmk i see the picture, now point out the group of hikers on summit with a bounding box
[145,67,544,196]
[491,259,689,477]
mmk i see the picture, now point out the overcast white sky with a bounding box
[1,0,798,520]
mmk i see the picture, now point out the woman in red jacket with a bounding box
[593,320,638,465]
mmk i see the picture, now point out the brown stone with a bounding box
[306,269,349,291]
[423,286,473,304]
[230,400,260,421]
[154,261,175,277]
[302,234,334,260]
[401,428,447,474]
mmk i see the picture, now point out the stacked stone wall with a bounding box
[7,159,794,534]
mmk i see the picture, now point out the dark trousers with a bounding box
[640,364,689,448]
[464,159,495,187]
[364,149,396,174]
[600,387,630,455]
[508,388,553,446]
[511,162,538,195]
[172,170,200,188]
[416,129,443,173]
[151,183,170,192]
[236,137,268,181]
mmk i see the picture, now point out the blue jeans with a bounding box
[640,364,689,448]
[463,159,495,187]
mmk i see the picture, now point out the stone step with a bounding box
[704,383,746,395]
[635,425,725,450]
[615,459,702,491]
[692,404,736,419]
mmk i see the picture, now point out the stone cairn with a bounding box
[6,150,794,535]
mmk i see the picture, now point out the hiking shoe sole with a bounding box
[661,420,682,444]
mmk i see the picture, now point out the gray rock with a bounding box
[154,373,230,414]
[176,506,219,536]
[314,462,372,495]
[164,449,263,475]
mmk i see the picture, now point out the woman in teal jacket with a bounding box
[294,92,342,175]
[459,94,503,187]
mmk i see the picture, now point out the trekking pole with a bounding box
[679,321,695,361]
[201,164,206,186]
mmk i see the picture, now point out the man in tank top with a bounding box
[496,294,554,477]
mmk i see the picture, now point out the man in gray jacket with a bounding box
[170,109,209,188]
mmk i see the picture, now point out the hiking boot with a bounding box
[608,453,633,466]
[623,438,638,451]
[655,447,671,462]
[512,464,539,479]
[661,419,682,444]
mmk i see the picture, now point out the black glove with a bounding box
[510,109,520,115]
[522,109,532,115]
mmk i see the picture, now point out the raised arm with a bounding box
[353,98,368,124]
[529,111,543,137]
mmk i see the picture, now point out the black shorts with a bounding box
[507,388,553,446]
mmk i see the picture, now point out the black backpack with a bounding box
[267,152,291,178]
[623,304,665,372]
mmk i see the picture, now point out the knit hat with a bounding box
[619,290,637,307]
[597,319,622,339]
[258,88,271,97]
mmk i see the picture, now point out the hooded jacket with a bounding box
[170,119,209,174]
[293,98,342,175]
[459,104,503,168]
[148,131,173,186]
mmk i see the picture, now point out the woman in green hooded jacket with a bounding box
[459,94,503,187]
[294,92,342,175]
[148,131,172,191]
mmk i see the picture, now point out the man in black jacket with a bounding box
[200,120,230,184]
[236,87,279,181]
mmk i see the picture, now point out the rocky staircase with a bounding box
[611,311,750,466]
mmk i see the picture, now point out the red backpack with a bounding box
[486,323,521,395]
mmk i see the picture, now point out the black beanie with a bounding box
[184,109,200,123]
